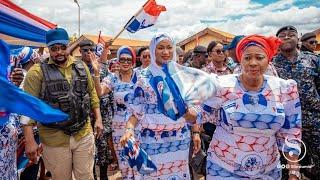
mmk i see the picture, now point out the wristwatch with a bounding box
[192,131,200,135]
[289,170,301,179]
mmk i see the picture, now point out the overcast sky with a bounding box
[13,0,320,43]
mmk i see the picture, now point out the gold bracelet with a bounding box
[125,128,134,134]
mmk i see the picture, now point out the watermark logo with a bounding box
[168,175,181,180]
[240,154,264,176]
[281,136,306,163]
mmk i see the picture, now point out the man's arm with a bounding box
[92,107,103,139]
[83,62,103,138]
[22,64,43,163]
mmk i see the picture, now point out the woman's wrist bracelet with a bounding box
[125,128,134,134]
[192,131,201,135]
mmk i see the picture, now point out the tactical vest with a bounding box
[40,59,90,135]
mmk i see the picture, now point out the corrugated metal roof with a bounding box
[177,27,235,47]
[69,34,150,57]
[208,27,235,38]
[82,34,150,47]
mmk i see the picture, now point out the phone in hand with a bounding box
[11,57,22,73]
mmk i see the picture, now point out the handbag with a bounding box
[190,133,210,176]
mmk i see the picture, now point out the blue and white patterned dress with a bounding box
[0,114,19,180]
[126,69,191,180]
[101,72,137,179]
[201,74,302,180]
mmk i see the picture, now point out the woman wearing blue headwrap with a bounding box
[119,33,220,179]
[92,45,138,179]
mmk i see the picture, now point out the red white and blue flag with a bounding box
[121,138,157,175]
[126,0,166,33]
[0,0,57,46]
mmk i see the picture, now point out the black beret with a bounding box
[193,45,207,54]
[276,25,298,36]
[300,32,316,41]
[79,39,95,48]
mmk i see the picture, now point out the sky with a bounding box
[12,0,320,43]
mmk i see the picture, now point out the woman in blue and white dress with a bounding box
[92,46,138,179]
[198,35,302,180]
[118,33,219,179]
[0,114,19,179]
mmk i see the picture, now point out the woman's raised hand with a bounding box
[90,54,101,73]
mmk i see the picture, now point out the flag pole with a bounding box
[112,27,126,42]
[111,0,151,42]
[97,30,102,44]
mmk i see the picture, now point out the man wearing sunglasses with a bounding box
[79,39,96,69]
[184,45,207,69]
[300,32,318,54]
[23,28,103,180]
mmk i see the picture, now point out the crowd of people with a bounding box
[0,24,319,180]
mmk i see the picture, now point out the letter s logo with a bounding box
[282,136,306,163]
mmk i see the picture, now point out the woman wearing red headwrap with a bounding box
[197,35,302,179]
[108,58,120,73]
[233,35,279,76]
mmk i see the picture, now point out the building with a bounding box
[313,28,320,53]
[68,34,150,59]
[177,27,235,52]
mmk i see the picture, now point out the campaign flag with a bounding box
[0,39,68,125]
[126,0,166,33]
[121,138,157,175]
[95,30,105,57]
[0,0,57,46]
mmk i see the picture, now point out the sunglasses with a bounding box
[50,45,67,52]
[213,49,225,54]
[142,55,150,59]
[119,58,133,64]
[81,48,95,53]
[308,40,318,45]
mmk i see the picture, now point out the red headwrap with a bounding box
[236,35,282,62]
[117,46,136,65]
[108,58,119,71]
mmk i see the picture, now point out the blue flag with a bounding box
[121,138,157,175]
[0,39,68,125]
